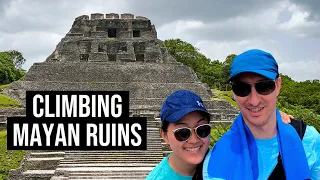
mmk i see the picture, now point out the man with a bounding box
[203,49,320,179]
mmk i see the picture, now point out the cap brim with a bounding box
[226,69,277,83]
[166,107,210,123]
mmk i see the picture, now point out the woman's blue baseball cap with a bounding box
[160,90,210,123]
[226,49,279,83]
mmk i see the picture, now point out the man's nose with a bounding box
[248,86,260,106]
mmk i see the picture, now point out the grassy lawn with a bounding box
[0,84,10,89]
[213,89,238,108]
[0,94,21,108]
[0,130,26,180]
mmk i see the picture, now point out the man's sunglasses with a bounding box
[231,79,277,97]
[172,124,211,142]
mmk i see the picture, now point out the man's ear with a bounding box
[275,76,282,96]
[231,90,236,100]
[160,129,169,144]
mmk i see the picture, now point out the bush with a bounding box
[210,124,231,148]
[277,98,320,132]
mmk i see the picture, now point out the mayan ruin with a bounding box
[3,13,239,180]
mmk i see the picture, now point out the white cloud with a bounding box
[279,60,320,81]
[0,0,319,81]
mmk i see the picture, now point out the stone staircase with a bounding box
[8,113,164,180]
[0,108,25,130]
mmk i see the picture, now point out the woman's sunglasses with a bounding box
[231,79,277,97]
[172,124,211,142]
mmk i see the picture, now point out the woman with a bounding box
[145,90,292,180]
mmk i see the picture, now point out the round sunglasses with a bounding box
[172,124,211,142]
[231,79,277,97]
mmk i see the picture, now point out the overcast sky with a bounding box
[0,0,319,81]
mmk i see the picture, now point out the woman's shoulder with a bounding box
[145,156,170,180]
[145,156,193,180]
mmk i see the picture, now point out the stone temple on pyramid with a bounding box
[3,13,239,180]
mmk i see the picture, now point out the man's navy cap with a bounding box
[160,90,210,122]
[227,49,279,83]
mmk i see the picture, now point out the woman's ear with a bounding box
[160,129,169,144]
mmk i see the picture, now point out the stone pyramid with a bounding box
[6,13,239,180]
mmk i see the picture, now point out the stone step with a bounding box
[60,161,160,164]
[64,154,162,157]
[25,63,199,83]
[64,150,162,153]
[68,178,145,180]
[62,156,162,160]
[24,158,63,170]
[55,167,153,172]
[63,152,162,156]
[29,151,65,158]
[22,170,55,179]
[130,98,237,110]
[0,114,25,121]
[133,107,238,114]
[0,108,26,115]
[57,163,158,167]
[10,81,212,100]
[61,157,162,161]
[68,176,147,180]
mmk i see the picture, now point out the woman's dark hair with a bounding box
[192,149,209,180]
[160,111,211,180]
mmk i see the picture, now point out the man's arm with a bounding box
[311,128,320,180]
[303,126,320,180]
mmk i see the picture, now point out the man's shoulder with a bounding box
[304,126,319,140]
[303,126,320,146]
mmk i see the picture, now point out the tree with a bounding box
[5,50,26,69]
[222,54,237,83]
[0,50,26,84]
[0,52,17,84]
[164,38,210,72]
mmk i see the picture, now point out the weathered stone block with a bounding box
[118,31,133,38]
[136,16,148,20]
[88,52,108,62]
[132,19,152,29]
[133,42,145,53]
[117,53,136,62]
[121,13,134,19]
[91,13,104,20]
[77,40,91,54]
[90,31,107,37]
[75,15,89,21]
[106,13,119,19]
[145,52,161,63]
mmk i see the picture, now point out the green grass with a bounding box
[0,84,10,89]
[213,89,238,108]
[0,130,26,180]
[0,94,21,108]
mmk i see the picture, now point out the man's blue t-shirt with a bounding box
[145,155,193,180]
[203,126,320,180]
